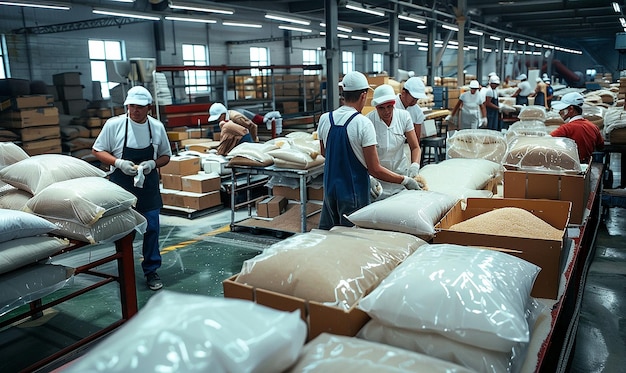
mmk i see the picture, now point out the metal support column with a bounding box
[325,0,339,111]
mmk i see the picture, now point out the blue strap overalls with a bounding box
[486,88,500,131]
[109,117,162,275]
[319,111,370,230]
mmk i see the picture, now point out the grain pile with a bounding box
[448,207,563,240]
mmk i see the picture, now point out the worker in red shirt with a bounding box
[550,92,604,163]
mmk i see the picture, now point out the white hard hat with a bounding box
[402,77,426,99]
[208,103,228,122]
[469,80,480,89]
[516,73,527,80]
[551,92,584,111]
[371,84,397,107]
[339,71,372,91]
[124,86,153,106]
[489,75,500,84]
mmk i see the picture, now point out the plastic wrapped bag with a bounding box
[48,208,147,244]
[64,291,307,373]
[517,106,546,121]
[0,142,29,171]
[503,136,582,174]
[446,129,508,163]
[505,120,549,143]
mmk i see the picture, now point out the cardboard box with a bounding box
[56,85,84,100]
[160,156,201,176]
[503,167,591,225]
[272,185,302,201]
[256,195,288,218]
[0,107,59,128]
[434,198,571,299]
[179,190,221,210]
[307,186,324,201]
[223,275,370,341]
[15,125,60,142]
[1,95,53,110]
[85,117,102,128]
[167,131,189,141]
[52,72,81,86]
[161,173,182,191]
[161,189,184,207]
[89,128,102,138]
[181,173,221,193]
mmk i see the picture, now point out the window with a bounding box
[182,44,209,94]
[88,39,124,99]
[0,36,8,79]
[342,51,355,74]
[302,49,319,75]
[250,47,269,76]
[373,53,383,73]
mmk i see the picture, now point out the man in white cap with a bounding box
[394,77,425,177]
[550,92,604,163]
[484,75,501,131]
[366,84,421,200]
[92,86,172,291]
[208,103,260,155]
[317,71,420,230]
[512,73,532,105]
[544,77,554,107]
[447,80,487,129]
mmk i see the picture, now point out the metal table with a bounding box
[228,164,324,233]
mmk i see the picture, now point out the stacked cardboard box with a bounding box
[160,155,222,211]
[53,72,88,116]
[0,94,61,155]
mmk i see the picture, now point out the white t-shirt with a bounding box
[366,108,413,173]
[92,114,172,173]
[518,81,533,96]
[317,105,377,168]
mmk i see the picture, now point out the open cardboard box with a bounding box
[434,198,571,299]
[223,275,370,341]
[503,163,591,225]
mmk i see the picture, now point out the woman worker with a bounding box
[366,84,421,200]
[446,80,487,130]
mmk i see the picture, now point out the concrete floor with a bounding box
[0,156,623,373]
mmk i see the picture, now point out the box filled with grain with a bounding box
[434,197,571,299]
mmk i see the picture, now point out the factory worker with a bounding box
[317,71,421,230]
[447,80,487,129]
[395,77,427,143]
[366,84,421,200]
[512,73,532,105]
[544,78,554,107]
[92,86,172,291]
[532,77,547,108]
[551,92,604,163]
[209,103,260,155]
[484,75,501,131]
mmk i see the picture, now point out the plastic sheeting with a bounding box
[446,129,508,163]
[48,208,146,244]
[503,136,582,174]
[63,291,307,373]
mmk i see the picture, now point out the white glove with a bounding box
[369,176,382,200]
[401,175,421,190]
[114,159,138,176]
[139,160,156,175]
[408,162,420,178]
[481,117,488,127]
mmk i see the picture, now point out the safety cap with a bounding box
[543,77,551,83]
[403,77,426,99]
[516,73,527,80]
[124,86,153,106]
[536,77,543,83]
[371,84,398,107]
[551,92,584,111]
[208,103,228,122]
[469,80,480,89]
[489,75,500,84]
[339,71,372,91]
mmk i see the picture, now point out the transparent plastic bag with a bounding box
[446,129,508,163]
[503,136,582,174]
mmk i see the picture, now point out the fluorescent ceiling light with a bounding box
[346,3,384,17]
[351,35,370,41]
[222,21,261,28]
[505,38,515,42]
[108,0,134,2]
[418,47,428,51]
[484,48,492,52]
[398,14,425,24]
[417,42,428,47]
[93,9,160,20]
[417,25,427,29]
[265,14,310,25]
[0,0,69,10]
[518,40,525,44]
[614,2,621,13]
[169,2,233,14]
[441,24,458,32]
[367,29,389,37]
[528,42,535,46]
[320,23,352,32]
[164,16,216,23]
[446,45,458,49]
[405,37,421,42]
[490,35,501,41]
[469,29,483,36]
[372,38,389,43]
[338,33,349,39]
[448,40,458,45]
[278,25,311,33]
[467,45,478,50]
[399,40,415,45]
[621,17,626,27]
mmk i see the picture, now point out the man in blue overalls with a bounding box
[317,71,421,230]
[484,75,501,131]
[92,86,172,290]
